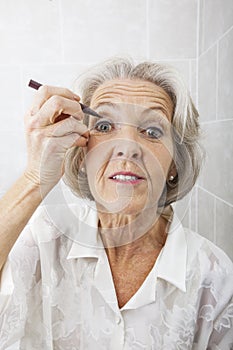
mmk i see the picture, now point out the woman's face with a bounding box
[84,79,174,215]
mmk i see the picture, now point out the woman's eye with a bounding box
[94,120,113,133]
[141,126,163,139]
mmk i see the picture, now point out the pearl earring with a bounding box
[81,167,86,174]
[169,175,174,181]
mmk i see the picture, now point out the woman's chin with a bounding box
[95,197,155,216]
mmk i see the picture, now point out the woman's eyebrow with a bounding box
[95,102,119,114]
[141,106,170,119]
[141,109,171,130]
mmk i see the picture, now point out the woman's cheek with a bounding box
[85,139,112,195]
[143,146,172,199]
[86,134,99,152]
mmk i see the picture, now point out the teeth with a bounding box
[112,175,139,181]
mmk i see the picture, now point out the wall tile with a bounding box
[198,44,217,122]
[218,27,233,120]
[149,0,197,59]
[173,187,198,232]
[0,0,61,64]
[173,197,190,229]
[156,59,199,110]
[190,186,198,232]
[215,198,233,261]
[0,66,24,131]
[199,0,233,54]
[199,120,233,204]
[198,0,205,56]
[61,0,147,63]
[190,59,197,105]
[173,189,197,229]
[197,186,215,242]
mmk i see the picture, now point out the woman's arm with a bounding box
[0,174,44,273]
[0,84,89,275]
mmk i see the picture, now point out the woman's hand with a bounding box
[23,85,89,194]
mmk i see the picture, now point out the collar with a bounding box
[156,211,187,292]
[66,202,187,292]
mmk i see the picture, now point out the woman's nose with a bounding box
[112,128,142,160]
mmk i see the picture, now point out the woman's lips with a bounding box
[109,171,145,184]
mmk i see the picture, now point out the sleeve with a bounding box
[208,295,233,349]
[207,254,233,349]
[193,239,233,349]
[0,259,14,312]
[0,224,41,348]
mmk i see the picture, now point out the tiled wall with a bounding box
[0,1,232,258]
[196,0,233,260]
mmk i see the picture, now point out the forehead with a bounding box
[90,79,174,120]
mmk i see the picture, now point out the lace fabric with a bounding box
[0,202,233,349]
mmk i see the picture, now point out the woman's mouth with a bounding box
[109,172,145,184]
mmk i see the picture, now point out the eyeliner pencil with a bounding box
[28,79,102,120]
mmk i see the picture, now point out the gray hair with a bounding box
[63,57,204,207]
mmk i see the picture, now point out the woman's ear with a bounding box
[168,160,177,179]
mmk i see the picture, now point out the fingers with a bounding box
[23,85,88,191]
[30,85,81,115]
[60,133,89,148]
[25,84,90,149]
[28,95,84,127]
[46,116,89,138]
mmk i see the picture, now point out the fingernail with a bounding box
[73,94,80,101]
[83,130,90,139]
[30,108,37,116]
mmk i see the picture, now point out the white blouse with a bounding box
[0,200,233,350]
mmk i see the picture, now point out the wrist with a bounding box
[22,172,54,199]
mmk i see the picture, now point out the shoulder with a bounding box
[182,228,233,341]
[183,227,233,295]
[184,227,233,270]
[28,198,98,245]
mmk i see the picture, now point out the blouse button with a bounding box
[116,316,121,324]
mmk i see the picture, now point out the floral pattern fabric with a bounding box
[0,201,233,349]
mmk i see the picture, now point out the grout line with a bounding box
[196,0,200,108]
[197,184,233,208]
[218,23,233,42]
[196,56,199,109]
[213,197,217,244]
[199,24,233,59]
[199,41,217,59]
[153,58,195,62]
[216,41,219,120]
[196,0,200,59]
[146,0,150,59]
[202,0,205,55]
[189,188,193,230]
[189,60,192,92]
[195,186,198,233]
[200,118,233,125]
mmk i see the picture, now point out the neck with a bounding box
[97,205,171,264]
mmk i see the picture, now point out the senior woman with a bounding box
[0,58,232,349]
